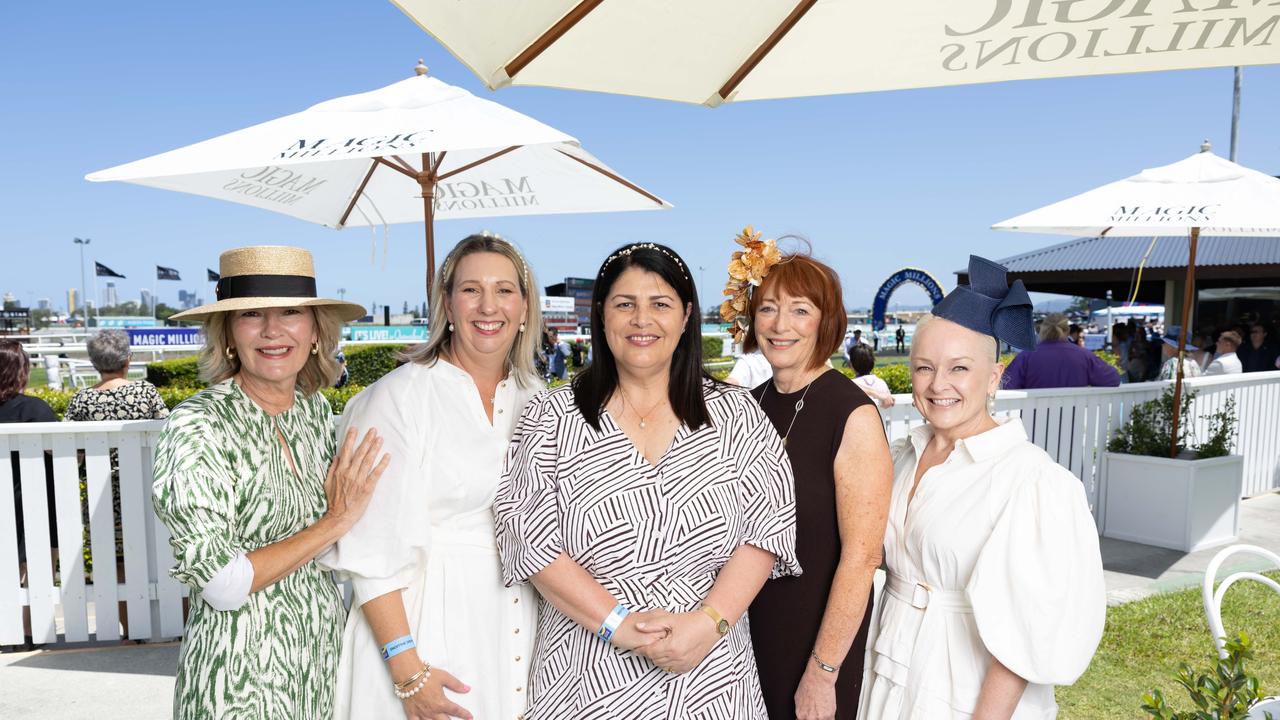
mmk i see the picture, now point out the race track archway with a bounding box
[871,268,946,331]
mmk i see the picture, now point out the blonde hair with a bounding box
[1038,313,1070,342]
[911,313,999,362]
[198,305,344,396]
[400,234,542,387]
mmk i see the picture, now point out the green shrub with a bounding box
[872,363,913,394]
[1107,387,1237,459]
[344,344,408,386]
[321,384,364,414]
[158,385,201,410]
[26,387,73,418]
[1141,632,1273,719]
[1095,349,1124,374]
[147,356,203,388]
[702,337,724,361]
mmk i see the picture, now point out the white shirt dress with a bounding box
[858,420,1106,719]
[318,359,540,720]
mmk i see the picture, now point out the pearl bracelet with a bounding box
[393,662,432,700]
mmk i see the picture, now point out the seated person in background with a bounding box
[1157,329,1202,381]
[1205,331,1243,375]
[1190,331,1215,371]
[848,343,895,407]
[725,349,772,387]
[1241,323,1278,373]
[64,330,168,422]
[1003,313,1121,390]
[1068,323,1084,347]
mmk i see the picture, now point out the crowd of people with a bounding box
[18,234,1280,718]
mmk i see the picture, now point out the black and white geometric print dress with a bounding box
[494,381,800,719]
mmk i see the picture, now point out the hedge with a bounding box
[24,383,366,418]
[345,344,408,386]
[701,337,723,361]
[146,356,202,388]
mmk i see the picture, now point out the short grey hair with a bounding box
[87,330,132,373]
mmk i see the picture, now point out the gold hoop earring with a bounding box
[224,346,236,360]
[311,342,319,356]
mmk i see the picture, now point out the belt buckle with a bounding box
[911,581,932,609]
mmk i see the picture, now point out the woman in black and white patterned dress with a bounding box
[494,242,799,719]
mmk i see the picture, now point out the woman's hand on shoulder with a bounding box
[322,427,390,534]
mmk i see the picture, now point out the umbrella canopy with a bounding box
[993,147,1280,457]
[392,0,1280,106]
[87,69,670,293]
[994,150,1280,237]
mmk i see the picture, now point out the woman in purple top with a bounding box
[1003,314,1121,390]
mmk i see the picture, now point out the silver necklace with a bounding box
[759,374,819,447]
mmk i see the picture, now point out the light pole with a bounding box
[1105,289,1113,350]
[337,287,347,301]
[73,237,90,321]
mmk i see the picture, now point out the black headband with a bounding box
[216,274,317,301]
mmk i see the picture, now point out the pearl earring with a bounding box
[448,323,455,332]
[311,342,319,356]
[987,393,997,415]
[519,323,526,333]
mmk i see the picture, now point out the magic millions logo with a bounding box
[940,1,1279,73]
[1110,204,1219,223]
[222,166,327,206]
[434,177,538,211]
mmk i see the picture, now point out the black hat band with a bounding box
[216,274,317,301]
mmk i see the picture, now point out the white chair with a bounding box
[1202,544,1280,719]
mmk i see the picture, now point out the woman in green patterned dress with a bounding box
[153,246,389,719]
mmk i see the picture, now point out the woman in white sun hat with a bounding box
[153,245,389,719]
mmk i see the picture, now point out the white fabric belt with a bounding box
[886,573,972,613]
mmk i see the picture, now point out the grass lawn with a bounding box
[27,366,47,388]
[1057,571,1280,719]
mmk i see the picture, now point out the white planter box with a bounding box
[1102,452,1242,552]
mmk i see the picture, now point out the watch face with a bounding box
[717,619,729,635]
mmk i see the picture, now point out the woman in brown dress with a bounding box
[721,236,893,719]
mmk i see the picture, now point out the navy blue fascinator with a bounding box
[933,256,1036,352]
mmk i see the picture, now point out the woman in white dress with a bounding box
[859,256,1106,720]
[318,233,543,720]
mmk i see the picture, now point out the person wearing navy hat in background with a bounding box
[1157,329,1203,381]
[858,256,1105,720]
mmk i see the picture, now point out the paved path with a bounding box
[2,493,1277,718]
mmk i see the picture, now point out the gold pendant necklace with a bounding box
[618,385,664,429]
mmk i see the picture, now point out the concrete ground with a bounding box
[1,493,1277,719]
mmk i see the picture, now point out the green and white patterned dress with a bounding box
[153,379,344,720]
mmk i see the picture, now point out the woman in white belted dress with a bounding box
[859,256,1106,720]
[319,234,544,720]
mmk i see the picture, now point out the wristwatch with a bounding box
[700,604,730,636]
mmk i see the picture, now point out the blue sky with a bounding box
[3,2,1278,314]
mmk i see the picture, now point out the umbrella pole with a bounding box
[1168,226,1199,458]
[419,152,439,302]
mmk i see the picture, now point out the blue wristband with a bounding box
[381,635,416,661]
[597,603,630,642]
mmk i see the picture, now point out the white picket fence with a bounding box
[2,371,1278,647]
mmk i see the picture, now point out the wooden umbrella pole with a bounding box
[1168,226,1200,458]
[419,152,439,300]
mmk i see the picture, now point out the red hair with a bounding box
[743,255,846,370]
[0,340,31,405]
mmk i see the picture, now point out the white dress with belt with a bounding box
[858,420,1105,719]
[318,359,540,720]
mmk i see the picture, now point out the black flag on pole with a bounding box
[95,262,126,279]
[157,265,182,281]
[207,269,221,282]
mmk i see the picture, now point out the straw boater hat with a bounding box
[171,246,366,322]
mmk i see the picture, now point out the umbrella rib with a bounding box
[504,0,604,80]
[376,156,419,180]
[337,159,381,228]
[554,148,663,205]
[388,155,420,176]
[716,0,819,103]
[436,146,522,181]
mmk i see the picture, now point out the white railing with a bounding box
[2,371,1276,647]
[881,371,1280,528]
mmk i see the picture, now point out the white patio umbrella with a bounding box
[993,145,1280,456]
[86,63,670,295]
[391,0,1279,106]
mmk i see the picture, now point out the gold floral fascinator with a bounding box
[720,225,783,343]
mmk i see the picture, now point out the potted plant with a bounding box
[1103,387,1242,552]
[1141,632,1276,719]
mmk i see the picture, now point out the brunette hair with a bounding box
[848,344,876,377]
[0,340,31,405]
[572,242,712,432]
[198,305,344,396]
[743,254,846,370]
[400,233,542,388]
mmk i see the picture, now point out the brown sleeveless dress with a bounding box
[749,368,877,719]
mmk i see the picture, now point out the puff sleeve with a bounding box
[316,374,430,607]
[493,392,564,587]
[153,407,243,590]
[966,454,1106,685]
[728,390,801,579]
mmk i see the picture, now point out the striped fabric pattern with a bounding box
[494,381,799,719]
[153,379,344,719]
